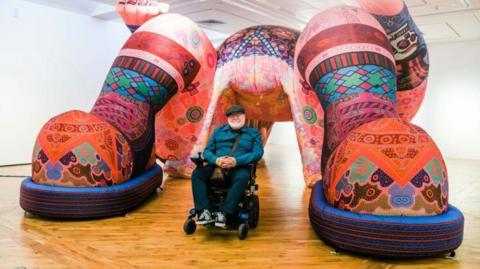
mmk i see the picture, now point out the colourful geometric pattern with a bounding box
[151,14,217,178]
[314,65,397,108]
[323,118,448,216]
[32,110,133,187]
[372,4,427,61]
[308,51,396,89]
[94,62,174,177]
[366,1,429,120]
[216,25,299,68]
[91,93,150,143]
[101,67,173,107]
[27,12,219,197]
[396,83,426,121]
[112,56,179,96]
[322,93,398,172]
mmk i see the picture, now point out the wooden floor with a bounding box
[1,145,479,268]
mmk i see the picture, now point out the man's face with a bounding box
[227,113,246,130]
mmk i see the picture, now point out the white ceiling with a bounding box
[25,0,480,44]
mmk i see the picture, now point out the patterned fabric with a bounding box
[22,165,162,219]
[31,14,217,189]
[308,51,396,89]
[101,67,172,107]
[217,25,299,68]
[153,15,217,177]
[122,31,201,88]
[186,25,326,186]
[322,93,398,170]
[359,0,429,121]
[296,7,399,174]
[310,181,464,257]
[297,23,393,84]
[323,118,448,216]
[314,65,397,108]
[396,83,426,120]
[32,110,133,187]
[91,30,198,177]
[112,56,179,97]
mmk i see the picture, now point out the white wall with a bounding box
[0,0,130,165]
[412,40,480,160]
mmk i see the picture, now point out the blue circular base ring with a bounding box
[20,164,163,219]
[309,181,464,258]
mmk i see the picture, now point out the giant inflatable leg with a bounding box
[296,7,398,174]
[301,4,463,257]
[26,13,215,218]
[31,14,214,187]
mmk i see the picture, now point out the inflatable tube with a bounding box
[309,181,464,258]
[20,164,162,219]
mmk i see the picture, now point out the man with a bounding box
[191,104,264,228]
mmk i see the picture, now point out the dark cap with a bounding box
[225,104,245,117]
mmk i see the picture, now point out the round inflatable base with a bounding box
[20,164,163,219]
[309,181,464,258]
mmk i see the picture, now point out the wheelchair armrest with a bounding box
[190,151,207,167]
[190,157,206,167]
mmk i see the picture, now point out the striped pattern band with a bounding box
[122,31,200,88]
[308,51,396,90]
[297,23,392,82]
[113,56,178,96]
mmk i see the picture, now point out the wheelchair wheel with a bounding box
[248,195,259,228]
[238,223,248,240]
[183,219,196,235]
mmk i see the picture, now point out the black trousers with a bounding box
[191,164,249,215]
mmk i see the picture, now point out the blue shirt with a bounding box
[203,124,264,167]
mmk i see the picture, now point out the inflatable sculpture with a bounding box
[304,1,463,257]
[19,0,463,258]
[161,24,328,186]
[21,3,216,218]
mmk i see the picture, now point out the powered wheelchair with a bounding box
[183,152,259,240]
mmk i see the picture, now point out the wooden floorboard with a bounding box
[0,145,479,268]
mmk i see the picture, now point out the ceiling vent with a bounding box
[196,19,225,25]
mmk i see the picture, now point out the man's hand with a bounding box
[216,156,237,169]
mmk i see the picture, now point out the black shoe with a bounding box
[215,212,227,229]
[196,209,215,225]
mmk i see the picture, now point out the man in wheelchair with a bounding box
[191,104,264,228]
